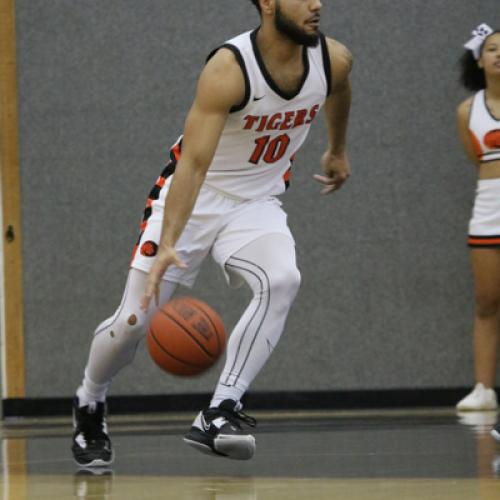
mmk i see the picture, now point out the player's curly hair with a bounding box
[249,0,261,14]
[460,30,500,91]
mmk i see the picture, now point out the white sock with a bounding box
[77,374,110,407]
[210,385,245,408]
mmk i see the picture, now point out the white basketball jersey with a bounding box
[201,29,331,199]
[469,90,500,163]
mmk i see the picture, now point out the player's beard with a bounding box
[274,2,320,48]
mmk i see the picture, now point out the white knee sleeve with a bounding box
[211,234,300,407]
[80,269,178,400]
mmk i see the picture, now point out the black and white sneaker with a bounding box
[184,399,257,460]
[72,397,114,467]
[492,423,500,442]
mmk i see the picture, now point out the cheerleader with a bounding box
[456,24,500,412]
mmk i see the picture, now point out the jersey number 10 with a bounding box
[249,134,291,165]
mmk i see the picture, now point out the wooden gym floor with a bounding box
[1,408,499,499]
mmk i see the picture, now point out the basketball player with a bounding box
[455,24,500,417]
[72,0,352,466]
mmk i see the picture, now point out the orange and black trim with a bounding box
[468,234,500,247]
[130,139,182,262]
[283,168,292,189]
[283,153,297,190]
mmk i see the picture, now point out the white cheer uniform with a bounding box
[467,90,500,247]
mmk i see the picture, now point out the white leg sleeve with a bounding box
[78,268,178,404]
[210,233,300,407]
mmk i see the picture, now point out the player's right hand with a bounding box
[141,246,186,312]
[313,150,351,195]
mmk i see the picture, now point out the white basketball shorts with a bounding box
[130,179,294,287]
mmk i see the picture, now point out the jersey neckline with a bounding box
[250,28,310,101]
[482,90,500,122]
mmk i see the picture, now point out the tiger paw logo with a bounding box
[140,240,158,257]
[484,130,500,149]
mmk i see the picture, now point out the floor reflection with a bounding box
[73,468,114,500]
[0,409,499,499]
[456,410,500,479]
[2,438,27,500]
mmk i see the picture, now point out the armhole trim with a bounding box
[206,44,251,113]
[320,33,332,97]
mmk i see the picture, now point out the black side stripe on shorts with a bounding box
[224,256,271,386]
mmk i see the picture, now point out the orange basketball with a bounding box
[147,297,226,376]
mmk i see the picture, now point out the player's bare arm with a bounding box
[314,38,353,195]
[141,49,246,311]
[456,97,479,166]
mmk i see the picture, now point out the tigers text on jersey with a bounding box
[469,90,500,163]
[202,29,332,200]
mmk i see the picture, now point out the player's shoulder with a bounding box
[322,36,352,87]
[201,44,248,90]
[324,37,352,69]
[197,47,246,109]
[205,46,242,76]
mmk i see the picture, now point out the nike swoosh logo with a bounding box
[201,415,211,432]
[253,95,265,101]
[75,433,87,449]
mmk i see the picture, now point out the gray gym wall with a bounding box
[14,0,500,400]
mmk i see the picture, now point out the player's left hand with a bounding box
[140,246,186,312]
[313,150,351,195]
